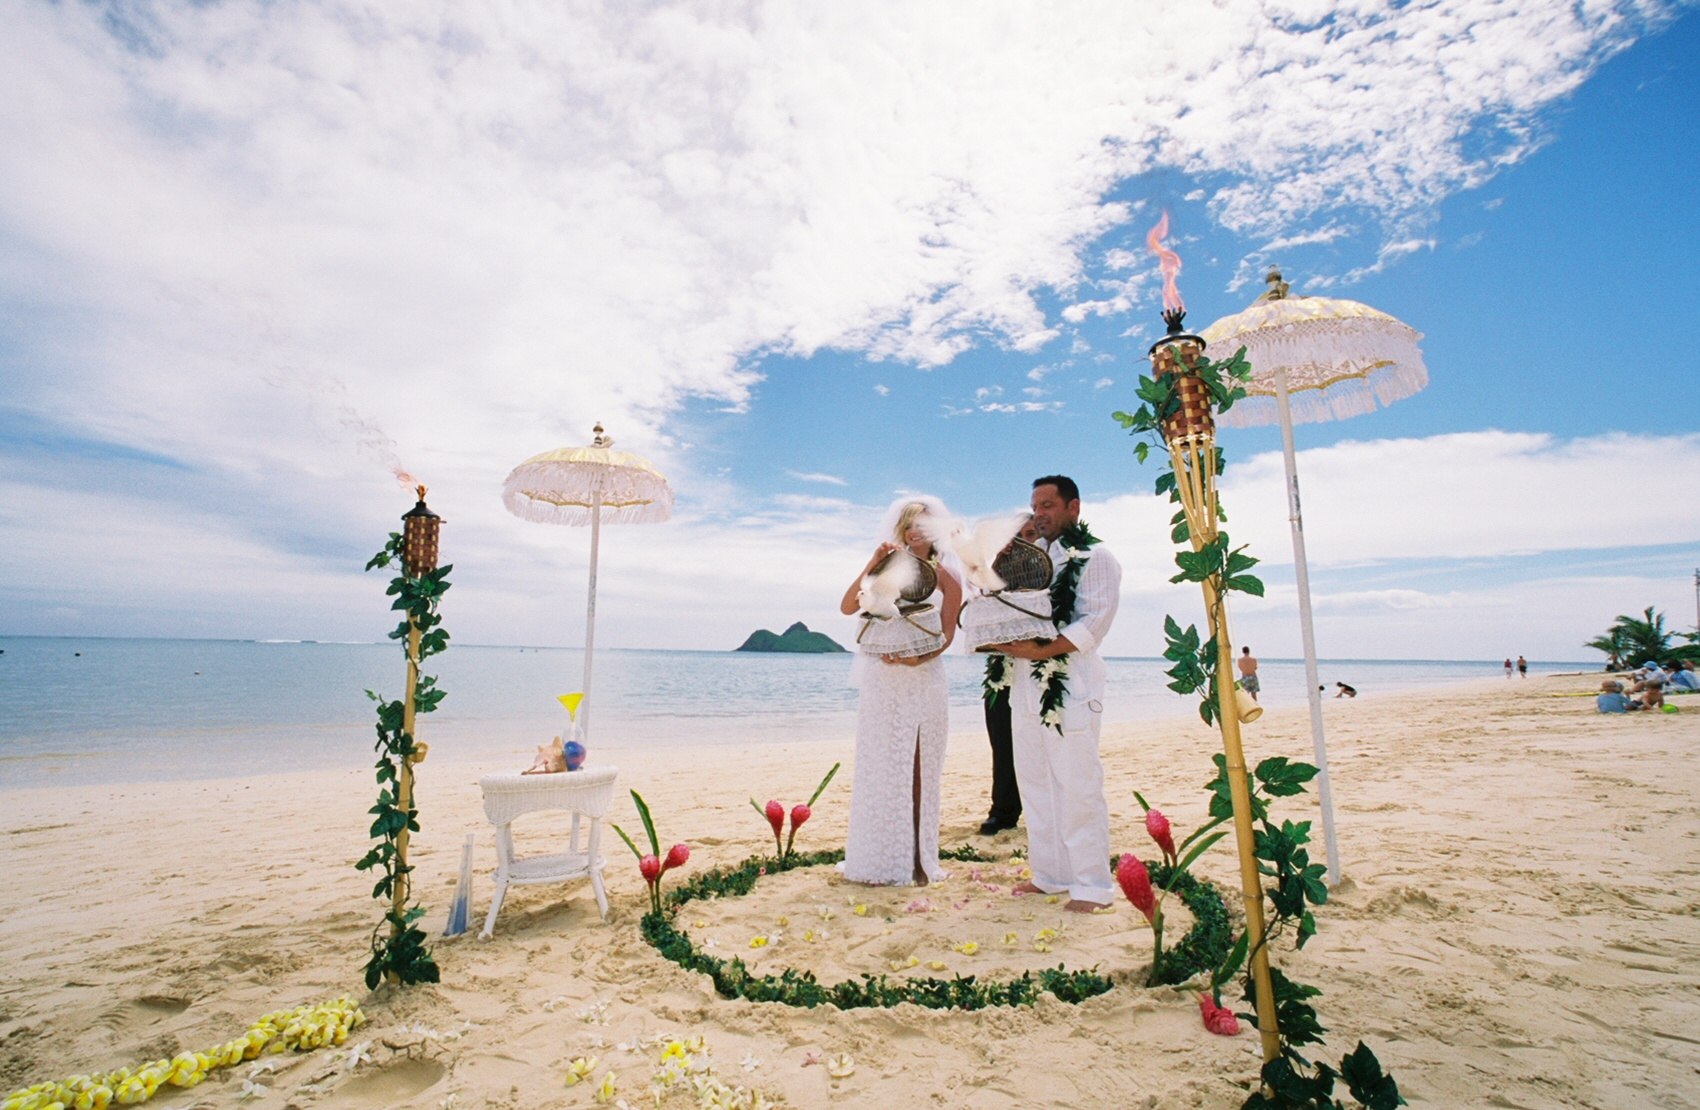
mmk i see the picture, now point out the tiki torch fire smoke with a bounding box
[1145,212,1183,314]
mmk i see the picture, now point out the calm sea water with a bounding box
[0,637,1590,789]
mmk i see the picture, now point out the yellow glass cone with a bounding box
[557,693,584,718]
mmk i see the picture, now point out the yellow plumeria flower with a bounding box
[1033,941,1052,953]
[852,904,868,917]
[803,930,816,942]
[564,1057,598,1085]
[954,941,979,955]
[1044,895,1060,904]
[775,916,789,927]
[749,935,768,949]
[925,960,947,971]
[826,1053,855,1079]
[1035,927,1058,941]
[591,1072,617,1103]
[1001,932,1019,947]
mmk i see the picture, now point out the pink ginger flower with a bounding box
[1198,993,1241,1036]
[661,843,690,875]
[639,854,661,886]
[1146,809,1177,865]
[1117,855,1156,923]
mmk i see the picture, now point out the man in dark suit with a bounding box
[980,685,1021,834]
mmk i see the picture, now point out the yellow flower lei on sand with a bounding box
[1,998,364,1110]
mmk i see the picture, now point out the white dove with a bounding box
[922,513,1030,592]
[857,552,920,618]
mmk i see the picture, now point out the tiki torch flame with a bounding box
[1146,212,1183,314]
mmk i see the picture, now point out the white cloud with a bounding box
[873,384,890,396]
[1094,377,1115,389]
[785,470,848,486]
[0,1,1684,645]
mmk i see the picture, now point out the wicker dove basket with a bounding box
[857,552,945,657]
[959,539,1057,651]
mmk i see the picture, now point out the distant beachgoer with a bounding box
[1334,682,1356,698]
[1517,655,1527,677]
[1504,658,1513,678]
[840,496,962,886]
[1632,682,1665,712]
[1597,681,1629,714]
[1238,646,1260,701]
[1630,662,1668,693]
[1669,663,1700,692]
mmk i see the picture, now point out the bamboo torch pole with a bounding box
[393,487,441,982]
[392,619,421,962]
[1159,337,1280,1065]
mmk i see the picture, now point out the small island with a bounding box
[735,622,847,653]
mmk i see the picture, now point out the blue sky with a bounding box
[1,1,1697,660]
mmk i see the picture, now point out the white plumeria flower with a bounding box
[740,1051,761,1072]
[236,1080,268,1101]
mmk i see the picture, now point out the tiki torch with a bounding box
[1150,308,1282,1063]
[393,486,441,936]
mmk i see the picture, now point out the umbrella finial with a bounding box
[1257,267,1290,303]
[591,422,614,448]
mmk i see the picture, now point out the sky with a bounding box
[2,0,1698,662]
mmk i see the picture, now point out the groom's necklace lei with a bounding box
[982,520,1101,733]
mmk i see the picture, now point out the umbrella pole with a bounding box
[582,490,601,744]
[1275,367,1342,887]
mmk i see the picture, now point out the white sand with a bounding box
[3,677,1696,1109]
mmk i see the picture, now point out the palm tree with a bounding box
[1611,606,1671,668]
[1584,627,1628,671]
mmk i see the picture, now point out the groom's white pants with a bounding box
[1009,654,1114,905]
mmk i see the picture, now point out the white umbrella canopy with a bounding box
[1203,285,1428,429]
[503,424,674,742]
[1200,270,1429,888]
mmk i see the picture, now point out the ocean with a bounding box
[0,637,1590,789]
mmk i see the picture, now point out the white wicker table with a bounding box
[477,766,618,937]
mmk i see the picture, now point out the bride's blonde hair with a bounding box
[892,501,936,556]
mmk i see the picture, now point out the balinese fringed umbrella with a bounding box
[1201,270,1429,887]
[503,424,674,742]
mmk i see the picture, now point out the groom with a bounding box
[989,475,1121,912]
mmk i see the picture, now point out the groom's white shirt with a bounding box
[1044,537,1121,657]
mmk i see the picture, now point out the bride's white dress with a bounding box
[842,621,949,885]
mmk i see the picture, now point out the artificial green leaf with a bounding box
[631,790,661,856]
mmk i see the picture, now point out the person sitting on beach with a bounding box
[1668,662,1700,692]
[1334,682,1356,698]
[1237,646,1260,701]
[1632,682,1665,711]
[1596,681,1629,714]
[1629,662,1668,693]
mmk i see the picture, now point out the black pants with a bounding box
[984,688,1022,826]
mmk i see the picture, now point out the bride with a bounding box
[838,497,962,885]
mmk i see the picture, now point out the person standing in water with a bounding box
[1238,646,1260,701]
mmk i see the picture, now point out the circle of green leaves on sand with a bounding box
[638,847,1230,1011]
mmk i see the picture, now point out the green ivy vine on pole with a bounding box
[1112,342,1266,726]
[357,529,451,989]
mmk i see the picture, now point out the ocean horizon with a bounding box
[0,635,1596,789]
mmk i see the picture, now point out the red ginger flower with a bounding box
[1197,992,1241,1036]
[790,804,811,831]
[764,800,785,836]
[1117,855,1155,923]
[1146,809,1176,864]
[639,854,661,885]
[662,843,690,875]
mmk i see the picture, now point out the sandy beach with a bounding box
[3,675,1696,1110]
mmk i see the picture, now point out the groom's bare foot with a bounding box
[1012,881,1046,895]
[1065,899,1109,914]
